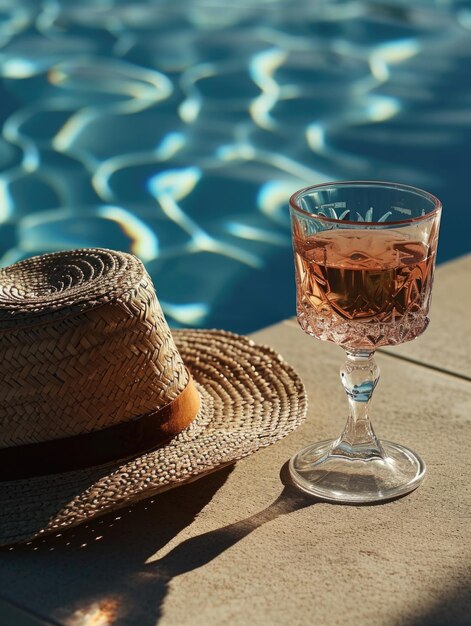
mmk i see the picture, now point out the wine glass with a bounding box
[289,181,441,503]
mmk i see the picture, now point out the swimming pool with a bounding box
[0,0,469,333]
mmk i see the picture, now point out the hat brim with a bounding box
[0,329,307,546]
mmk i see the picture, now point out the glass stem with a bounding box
[330,349,384,460]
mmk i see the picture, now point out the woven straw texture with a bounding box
[0,330,306,546]
[0,249,187,445]
[0,248,307,546]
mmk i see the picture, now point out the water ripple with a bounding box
[0,0,469,331]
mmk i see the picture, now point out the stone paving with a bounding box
[0,256,469,626]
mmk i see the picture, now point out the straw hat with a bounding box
[0,248,306,546]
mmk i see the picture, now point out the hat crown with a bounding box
[0,248,143,323]
[0,249,188,448]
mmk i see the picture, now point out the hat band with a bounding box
[0,370,200,481]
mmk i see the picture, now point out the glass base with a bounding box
[289,439,426,503]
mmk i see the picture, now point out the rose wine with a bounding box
[294,229,436,349]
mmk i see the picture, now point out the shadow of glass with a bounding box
[148,462,317,577]
[0,463,319,626]
[0,466,235,626]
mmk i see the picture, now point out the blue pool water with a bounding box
[0,0,469,333]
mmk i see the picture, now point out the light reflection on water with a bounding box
[0,0,469,332]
